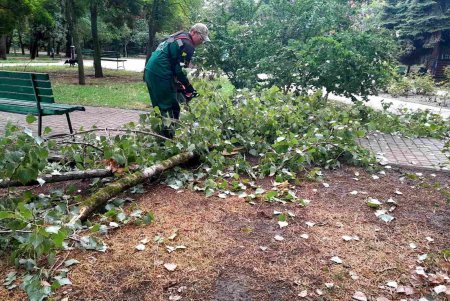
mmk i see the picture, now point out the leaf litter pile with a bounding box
[1,166,449,301]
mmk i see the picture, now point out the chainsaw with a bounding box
[176,81,199,103]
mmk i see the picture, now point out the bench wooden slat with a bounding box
[34,81,52,89]
[0,71,49,81]
[0,99,84,115]
[0,84,34,94]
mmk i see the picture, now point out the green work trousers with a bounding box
[144,70,181,138]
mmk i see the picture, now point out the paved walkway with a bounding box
[1,106,448,172]
[0,106,145,135]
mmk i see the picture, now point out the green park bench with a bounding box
[0,70,85,136]
[82,49,127,69]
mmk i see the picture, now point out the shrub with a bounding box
[387,76,413,96]
[412,74,435,95]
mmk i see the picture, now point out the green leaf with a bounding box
[56,277,72,286]
[265,191,278,200]
[17,203,33,220]
[143,212,154,225]
[26,115,37,124]
[45,226,61,234]
[64,259,80,267]
[0,211,15,219]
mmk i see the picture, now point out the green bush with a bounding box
[387,76,413,96]
[387,74,435,96]
[412,74,435,95]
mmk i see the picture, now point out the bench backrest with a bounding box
[0,70,55,104]
[101,51,120,58]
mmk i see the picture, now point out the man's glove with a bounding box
[183,85,199,102]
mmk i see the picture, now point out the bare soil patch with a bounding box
[1,166,449,301]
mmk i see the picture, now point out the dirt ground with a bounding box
[1,166,449,301]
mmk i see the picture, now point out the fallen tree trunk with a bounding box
[69,151,195,224]
[0,169,112,189]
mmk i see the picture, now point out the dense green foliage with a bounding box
[197,0,397,100]
[381,0,450,65]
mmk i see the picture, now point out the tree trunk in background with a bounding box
[146,0,160,63]
[30,36,38,59]
[6,36,11,54]
[90,0,103,78]
[67,0,85,85]
[18,30,25,55]
[0,35,7,60]
[144,0,161,80]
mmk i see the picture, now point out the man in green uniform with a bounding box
[144,23,210,138]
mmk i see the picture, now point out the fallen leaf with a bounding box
[367,198,382,208]
[415,266,427,277]
[259,246,268,251]
[305,221,315,227]
[352,291,367,301]
[325,282,334,288]
[342,235,359,241]
[140,237,150,244]
[109,222,119,228]
[322,183,330,188]
[433,285,447,294]
[135,244,145,251]
[164,263,177,271]
[377,213,395,223]
[274,235,284,241]
[409,242,417,249]
[350,271,359,280]
[278,221,288,228]
[372,175,379,180]
[330,256,342,264]
[394,189,403,195]
[298,290,308,297]
[425,236,434,243]
[386,281,397,288]
[316,289,323,295]
[300,234,309,239]
[417,254,428,262]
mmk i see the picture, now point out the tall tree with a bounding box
[0,0,33,59]
[90,0,103,77]
[381,0,450,69]
[66,0,86,84]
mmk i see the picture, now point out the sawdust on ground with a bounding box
[0,166,449,301]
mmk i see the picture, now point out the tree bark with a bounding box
[18,30,25,55]
[67,0,85,85]
[0,169,112,189]
[6,35,11,54]
[69,152,195,224]
[90,0,103,78]
[0,34,6,60]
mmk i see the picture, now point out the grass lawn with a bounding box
[1,66,151,110]
[0,65,235,110]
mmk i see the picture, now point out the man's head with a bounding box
[190,23,210,46]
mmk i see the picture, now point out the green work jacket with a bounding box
[145,32,195,87]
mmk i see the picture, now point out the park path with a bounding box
[1,106,448,172]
